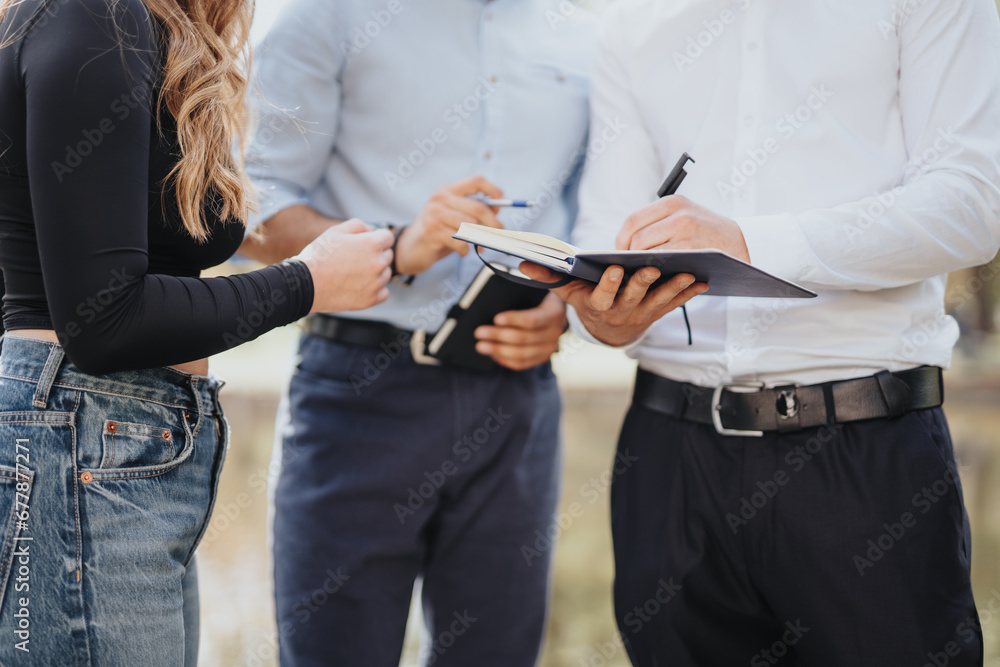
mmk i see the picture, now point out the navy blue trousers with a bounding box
[612,404,982,666]
[272,333,561,667]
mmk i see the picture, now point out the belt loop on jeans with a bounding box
[33,344,65,409]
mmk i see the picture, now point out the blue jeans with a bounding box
[272,333,562,667]
[0,336,227,665]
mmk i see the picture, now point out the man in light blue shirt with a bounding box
[240,1,595,665]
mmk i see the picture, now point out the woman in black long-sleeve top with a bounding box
[0,0,392,661]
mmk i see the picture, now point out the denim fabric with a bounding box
[0,335,227,666]
[272,333,562,667]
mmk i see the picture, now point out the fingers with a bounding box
[367,229,395,251]
[474,321,563,345]
[646,282,709,320]
[519,262,563,283]
[588,266,626,312]
[424,206,481,255]
[444,194,503,229]
[446,175,505,199]
[492,306,544,330]
[476,340,558,371]
[615,196,686,250]
[612,268,660,311]
[634,273,699,319]
[337,218,371,235]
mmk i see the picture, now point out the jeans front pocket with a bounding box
[76,391,195,482]
[100,420,178,469]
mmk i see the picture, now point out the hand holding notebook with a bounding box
[452,154,815,347]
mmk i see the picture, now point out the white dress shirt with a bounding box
[571,0,1000,386]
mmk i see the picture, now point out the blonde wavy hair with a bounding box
[1,0,256,240]
[144,0,255,240]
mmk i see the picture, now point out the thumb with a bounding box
[337,218,371,235]
[519,262,579,302]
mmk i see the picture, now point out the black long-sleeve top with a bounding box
[0,0,313,374]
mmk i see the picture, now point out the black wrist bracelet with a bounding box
[390,225,415,285]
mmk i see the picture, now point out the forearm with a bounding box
[239,205,342,265]
[739,167,1000,292]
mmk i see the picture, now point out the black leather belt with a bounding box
[301,314,412,349]
[633,366,943,436]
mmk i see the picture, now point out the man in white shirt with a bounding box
[524,0,1000,663]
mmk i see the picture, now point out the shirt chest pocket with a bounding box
[524,63,589,98]
[100,420,180,469]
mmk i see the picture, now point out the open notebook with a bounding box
[453,224,817,299]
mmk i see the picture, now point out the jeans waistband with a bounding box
[0,335,222,415]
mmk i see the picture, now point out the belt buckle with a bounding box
[409,330,441,366]
[711,383,765,437]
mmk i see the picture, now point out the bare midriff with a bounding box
[9,330,210,377]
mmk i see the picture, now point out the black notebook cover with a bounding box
[452,224,816,299]
[426,265,547,372]
[571,250,816,298]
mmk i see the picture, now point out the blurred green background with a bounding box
[193,2,1000,665]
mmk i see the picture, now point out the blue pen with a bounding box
[467,193,537,208]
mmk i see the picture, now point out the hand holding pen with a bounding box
[467,193,537,208]
[392,176,506,276]
[615,153,750,263]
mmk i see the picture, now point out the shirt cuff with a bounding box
[246,182,308,232]
[566,305,651,351]
[735,213,813,284]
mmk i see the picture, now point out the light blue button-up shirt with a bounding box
[246,0,595,332]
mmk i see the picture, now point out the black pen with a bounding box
[655,152,696,345]
[657,152,695,198]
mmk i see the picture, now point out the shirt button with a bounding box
[743,115,754,125]
[490,75,498,83]
[746,42,758,51]
[484,151,493,160]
